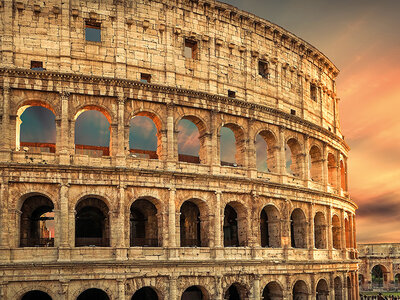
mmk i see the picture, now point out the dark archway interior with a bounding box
[77,288,109,300]
[262,282,283,300]
[130,199,158,247]
[225,285,241,300]
[224,205,239,247]
[180,201,201,247]
[290,209,307,248]
[20,195,54,247]
[334,277,342,300]
[316,280,329,300]
[372,265,385,287]
[181,286,204,300]
[293,281,308,300]
[260,206,280,248]
[22,290,52,300]
[132,287,159,300]
[260,209,269,247]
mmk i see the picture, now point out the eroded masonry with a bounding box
[0,0,358,299]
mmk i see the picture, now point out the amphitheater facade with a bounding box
[0,0,358,299]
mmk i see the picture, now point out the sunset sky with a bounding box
[20,0,400,243]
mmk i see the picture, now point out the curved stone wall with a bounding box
[0,0,358,299]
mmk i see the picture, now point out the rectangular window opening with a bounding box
[228,90,236,98]
[31,61,45,71]
[291,109,296,116]
[310,83,317,101]
[140,73,151,84]
[85,21,101,42]
[184,39,198,59]
[258,60,269,78]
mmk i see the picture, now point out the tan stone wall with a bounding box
[0,0,358,299]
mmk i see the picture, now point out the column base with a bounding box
[58,153,71,165]
[168,247,179,260]
[0,248,11,262]
[57,247,71,262]
[0,149,11,162]
[212,247,224,260]
[115,155,126,168]
[115,248,128,261]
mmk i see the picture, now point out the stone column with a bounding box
[0,181,9,248]
[308,203,315,260]
[59,91,71,165]
[327,206,333,259]
[115,1,127,79]
[214,275,223,300]
[248,118,257,178]
[117,279,126,300]
[214,191,222,248]
[303,134,310,182]
[116,96,126,167]
[169,275,177,300]
[336,150,342,194]
[59,280,69,300]
[352,214,357,250]
[322,142,328,192]
[310,274,317,300]
[1,86,11,157]
[166,103,175,170]
[168,187,177,248]
[59,183,70,248]
[278,126,286,181]
[340,210,346,258]
[252,275,261,300]
[116,185,127,260]
[59,2,71,73]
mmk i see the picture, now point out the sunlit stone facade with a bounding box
[0,0,358,299]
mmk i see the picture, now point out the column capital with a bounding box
[214,190,222,195]
[59,90,70,99]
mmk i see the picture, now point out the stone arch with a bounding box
[74,105,113,157]
[75,197,110,247]
[286,137,304,177]
[309,145,323,182]
[224,282,250,300]
[21,290,52,300]
[327,153,337,188]
[16,101,57,152]
[262,281,283,300]
[220,123,246,167]
[129,110,163,160]
[332,214,341,249]
[371,265,388,288]
[260,204,281,248]
[176,115,208,164]
[130,198,160,247]
[314,211,327,249]
[16,285,56,300]
[19,194,55,247]
[224,201,248,247]
[292,280,309,300]
[181,285,210,300]
[334,276,342,300]
[290,208,307,248]
[316,279,329,300]
[179,198,209,247]
[255,129,278,173]
[131,286,160,300]
[77,288,110,300]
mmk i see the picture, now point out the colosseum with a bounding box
[0,0,359,299]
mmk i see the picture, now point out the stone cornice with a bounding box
[0,68,350,152]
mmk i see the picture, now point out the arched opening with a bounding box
[290,208,307,248]
[371,265,387,288]
[286,138,303,177]
[347,277,352,300]
[180,200,204,247]
[224,283,248,300]
[129,113,160,159]
[309,145,323,182]
[316,279,329,300]
[256,130,278,173]
[20,195,54,247]
[260,205,281,248]
[334,277,342,300]
[328,153,337,188]
[224,202,247,247]
[75,198,109,247]
[220,124,245,167]
[178,116,207,164]
[292,280,308,300]
[262,281,283,300]
[340,160,347,190]
[181,286,209,300]
[345,218,351,248]
[395,274,400,287]
[21,290,52,300]
[77,288,110,300]
[132,287,159,300]
[332,215,341,249]
[17,104,56,153]
[75,109,111,157]
[130,199,159,247]
[314,212,326,249]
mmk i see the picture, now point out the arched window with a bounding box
[132,287,159,300]
[256,131,278,173]
[129,114,159,159]
[75,198,109,247]
[332,215,341,249]
[177,116,207,164]
[260,205,281,248]
[286,138,303,177]
[130,199,159,247]
[292,280,308,300]
[262,281,283,300]
[314,212,327,249]
[345,218,351,248]
[371,265,387,288]
[181,286,209,300]
[21,290,52,300]
[316,279,329,300]
[17,104,56,153]
[180,201,203,247]
[334,277,342,300]
[328,153,337,187]
[77,289,110,300]
[309,145,323,182]
[75,109,111,157]
[220,124,245,167]
[224,202,247,247]
[224,283,249,300]
[290,208,307,248]
[20,195,54,247]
